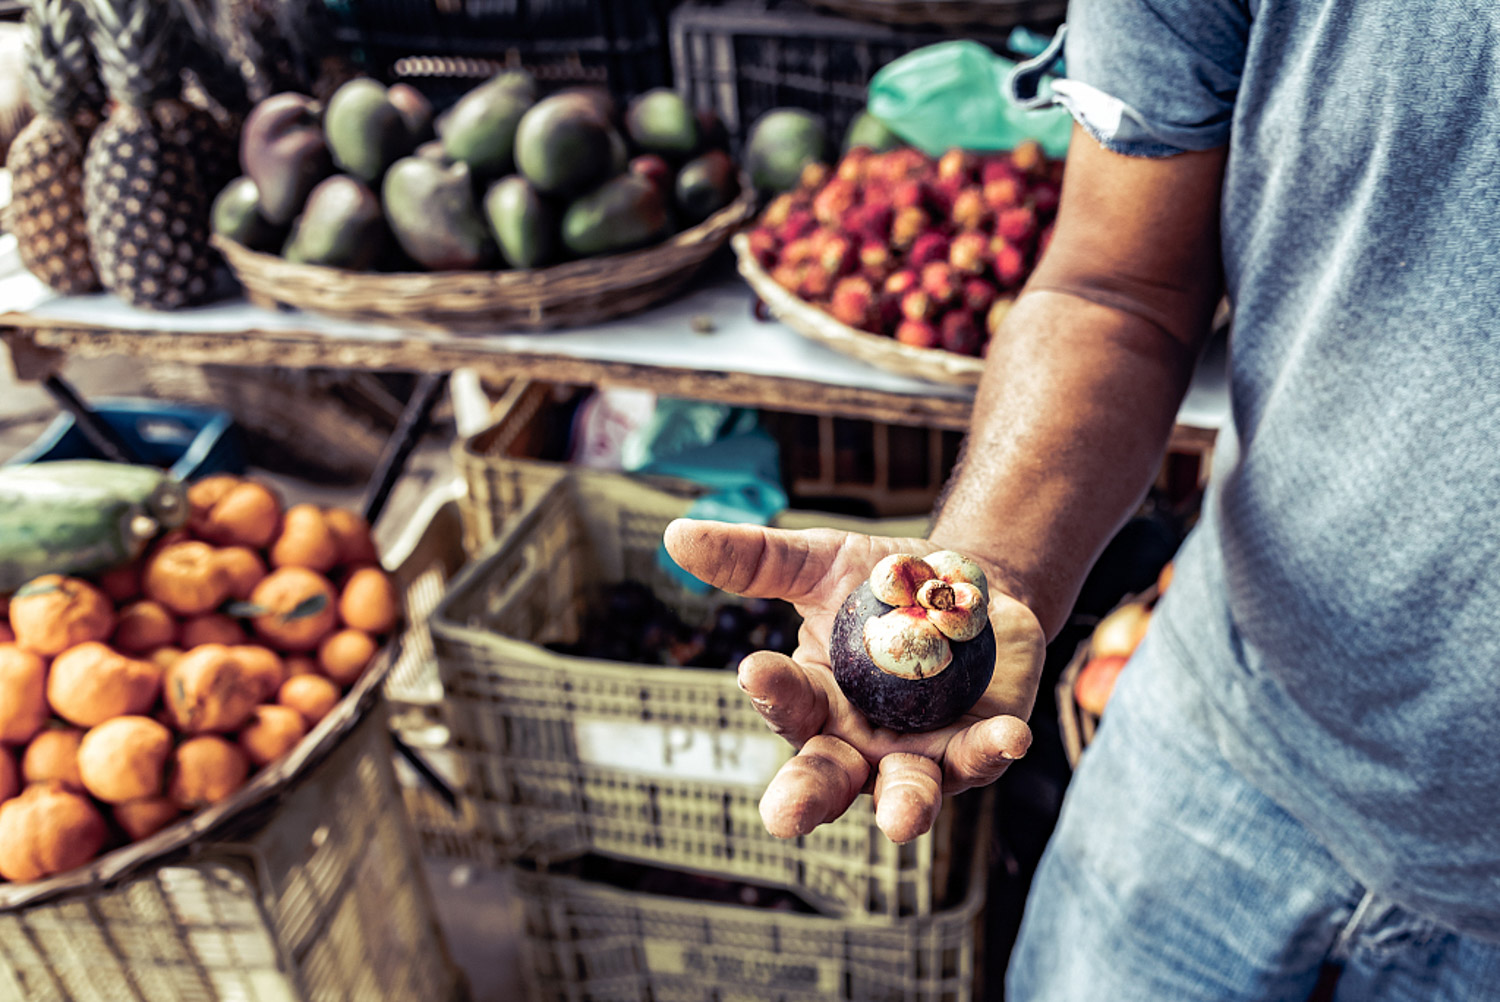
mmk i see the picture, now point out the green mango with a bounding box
[281,175,386,270]
[382,156,497,270]
[438,71,537,180]
[324,78,416,183]
[388,82,435,144]
[561,174,670,258]
[744,108,830,194]
[843,110,903,153]
[515,93,616,197]
[484,176,559,270]
[239,92,334,225]
[674,150,739,226]
[211,176,286,252]
[624,88,699,160]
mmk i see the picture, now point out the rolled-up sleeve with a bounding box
[1056,0,1250,157]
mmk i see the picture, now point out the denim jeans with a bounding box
[1006,636,1500,1001]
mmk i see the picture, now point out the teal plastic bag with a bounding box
[867,40,1072,159]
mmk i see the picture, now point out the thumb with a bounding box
[664,519,845,601]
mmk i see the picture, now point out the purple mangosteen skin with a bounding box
[830,580,996,732]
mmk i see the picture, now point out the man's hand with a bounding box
[664,518,1044,843]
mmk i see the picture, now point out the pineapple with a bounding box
[82,0,222,310]
[5,0,105,295]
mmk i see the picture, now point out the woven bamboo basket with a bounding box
[733,234,992,387]
[0,506,469,1002]
[1055,585,1160,769]
[212,183,756,333]
[807,0,1067,28]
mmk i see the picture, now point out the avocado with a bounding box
[438,71,537,180]
[381,157,498,270]
[561,174,670,257]
[324,78,416,183]
[744,108,830,194]
[281,175,386,270]
[484,175,559,270]
[515,92,617,197]
[624,88,699,160]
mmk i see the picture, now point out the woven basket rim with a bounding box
[0,650,393,911]
[732,233,991,387]
[213,180,757,326]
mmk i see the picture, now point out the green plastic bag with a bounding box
[867,40,1072,158]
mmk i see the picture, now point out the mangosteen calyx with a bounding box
[830,551,995,732]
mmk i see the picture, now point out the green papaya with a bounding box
[0,462,187,591]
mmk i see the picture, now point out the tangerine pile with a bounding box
[0,475,399,884]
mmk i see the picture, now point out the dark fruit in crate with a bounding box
[625,88,699,160]
[387,83,434,144]
[674,150,739,226]
[745,108,829,194]
[830,552,995,733]
[439,71,536,181]
[239,92,334,226]
[382,157,497,270]
[211,177,285,252]
[695,107,729,153]
[484,175,558,270]
[281,175,386,270]
[561,174,670,257]
[515,92,616,197]
[843,110,902,154]
[324,78,416,183]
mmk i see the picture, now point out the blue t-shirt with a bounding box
[1050,0,1500,941]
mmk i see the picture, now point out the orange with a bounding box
[113,796,181,841]
[237,705,307,767]
[77,716,173,804]
[178,613,247,648]
[47,642,161,728]
[163,644,259,734]
[146,646,184,671]
[337,567,399,635]
[9,575,116,656]
[269,504,339,573]
[168,736,250,810]
[143,541,232,617]
[283,655,319,678]
[216,546,268,601]
[248,567,338,652]
[317,629,376,687]
[112,600,178,654]
[0,644,49,745]
[191,478,282,548]
[323,507,379,566]
[0,782,108,882]
[277,674,340,727]
[186,475,239,525]
[21,726,84,792]
[229,645,285,702]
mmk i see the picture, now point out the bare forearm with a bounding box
[930,289,1204,637]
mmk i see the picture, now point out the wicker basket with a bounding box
[1055,586,1160,769]
[807,0,1066,29]
[430,474,961,920]
[212,184,756,333]
[734,234,990,387]
[511,790,991,1002]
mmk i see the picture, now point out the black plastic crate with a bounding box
[670,0,1027,150]
[325,0,675,104]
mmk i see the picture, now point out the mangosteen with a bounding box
[830,552,995,732]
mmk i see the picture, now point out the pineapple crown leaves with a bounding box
[168,0,252,114]
[81,0,189,108]
[22,0,102,119]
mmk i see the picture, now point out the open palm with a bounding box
[664,518,1045,843]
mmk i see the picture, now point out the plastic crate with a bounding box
[511,790,991,1002]
[326,0,674,104]
[430,473,968,920]
[670,0,1024,150]
[5,398,247,481]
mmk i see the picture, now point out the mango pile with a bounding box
[0,472,399,884]
[216,75,743,272]
[743,141,1064,357]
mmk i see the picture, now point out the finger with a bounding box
[739,650,828,746]
[942,715,1033,792]
[664,519,848,602]
[759,735,870,839]
[873,753,943,843]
